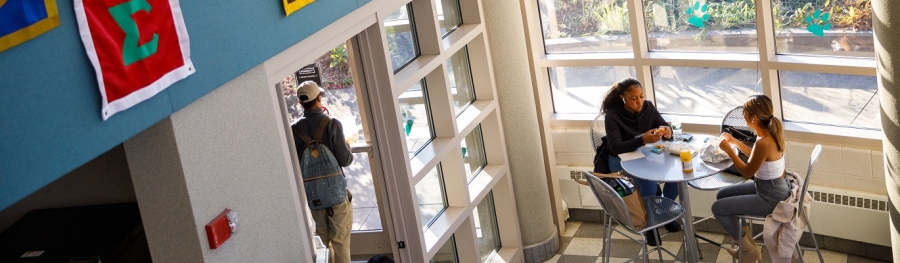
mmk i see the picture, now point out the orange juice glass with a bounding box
[680,148,693,173]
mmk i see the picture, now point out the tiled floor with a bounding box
[544,221,890,263]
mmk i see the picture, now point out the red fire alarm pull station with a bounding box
[205,209,238,249]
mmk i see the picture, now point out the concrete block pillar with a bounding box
[872,0,900,260]
[124,65,313,262]
[482,0,558,262]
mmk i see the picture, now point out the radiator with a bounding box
[557,166,891,247]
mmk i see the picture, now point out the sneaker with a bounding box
[644,230,661,247]
[664,221,682,233]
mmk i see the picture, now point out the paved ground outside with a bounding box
[551,66,880,129]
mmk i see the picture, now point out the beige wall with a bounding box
[125,64,312,262]
[0,145,136,233]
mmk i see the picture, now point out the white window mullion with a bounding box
[754,0,782,119]
[627,0,655,104]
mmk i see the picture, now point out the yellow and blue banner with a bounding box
[0,0,60,52]
[283,0,314,16]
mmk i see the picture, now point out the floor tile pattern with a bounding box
[543,221,891,263]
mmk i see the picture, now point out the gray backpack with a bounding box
[295,117,347,210]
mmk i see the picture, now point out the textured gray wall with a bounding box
[0,145,136,233]
[482,0,556,247]
[872,0,900,260]
[125,65,310,262]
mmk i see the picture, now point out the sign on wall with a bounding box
[295,64,321,86]
[74,0,194,120]
[283,0,314,16]
[0,0,60,52]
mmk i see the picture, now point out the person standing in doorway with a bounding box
[293,81,354,263]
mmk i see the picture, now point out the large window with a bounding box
[653,67,761,116]
[400,80,435,156]
[535,0,878,130]
[549,66,636,114]
[645,0,758,52]
[780,71,878,129]
[447,47,477,115]
[538,0,634,53]
[461,125,487,182]
[430,236,459,263]
[772,0,874,58]
[416,164,448,229]
[384,3,420,72]
[435,0,463,37]
[474,192,501,262]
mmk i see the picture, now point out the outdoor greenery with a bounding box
[318,44,354,90]
[545,0,872,40]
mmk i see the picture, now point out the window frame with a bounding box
[525,0,878,134]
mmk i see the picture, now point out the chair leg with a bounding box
[656,229,664,261]
[641,233,650,263]
[736,219,743,263]
[803,211,825,263]
[696,231,704,260]
[604,216,613,263]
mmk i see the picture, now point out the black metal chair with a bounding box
[735,144,824,263]
[583,171,685,263]
[688,106,752,191]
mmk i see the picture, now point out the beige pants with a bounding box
[312,194,353,263]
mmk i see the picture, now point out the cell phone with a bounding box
[682,134,694,142]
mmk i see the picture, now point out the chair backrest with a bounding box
[799,144,823,209]
[590,114,606,150]
[583,171,637,230]
[721,106,754,135]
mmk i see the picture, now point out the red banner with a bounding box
[75,0,193,120]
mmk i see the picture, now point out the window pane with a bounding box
[416,164,448,229]
[780,71,879,129]
[447,47,476,115]
[400,80,435,156]
[430,235,459,263]
[538,0,634,53]
[435,0,463,37]
[474,192,501,262]
[772,0,874,58]
[462,125,487,182]
[549,66,636,114]
[653,66,760,116]
[644,0,758,52]
[385,4,420,72]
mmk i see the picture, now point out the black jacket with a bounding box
[603,100,669,155]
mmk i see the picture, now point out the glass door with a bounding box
[276,38,397,260]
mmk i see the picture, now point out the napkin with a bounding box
[619,150,645,161]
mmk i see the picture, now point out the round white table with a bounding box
[620,134,733,263]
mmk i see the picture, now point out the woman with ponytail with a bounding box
[601,77,679,246]
[711,95,790,262]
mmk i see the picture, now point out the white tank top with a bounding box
[755,154,785,180]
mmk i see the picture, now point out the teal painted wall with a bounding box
[0,0,372,211]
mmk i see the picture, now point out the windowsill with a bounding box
[549,113,883,149]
